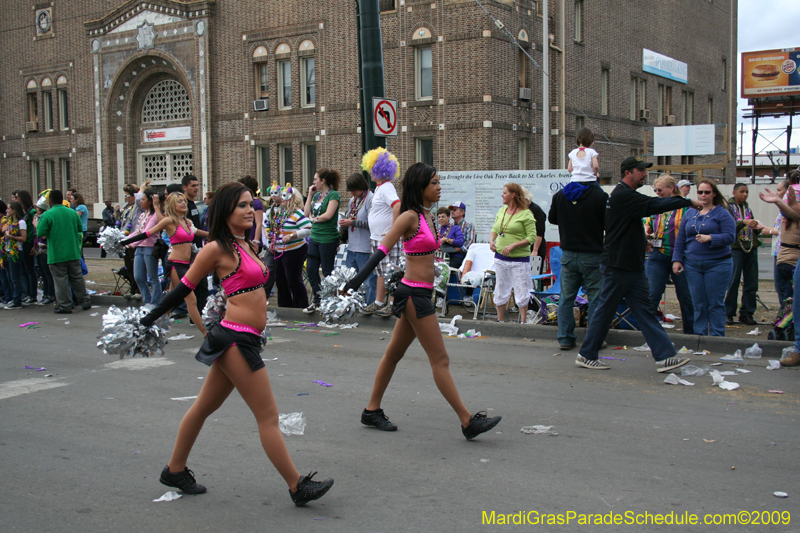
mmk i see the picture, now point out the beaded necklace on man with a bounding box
[347,191,367,232]
[730,202,755,253]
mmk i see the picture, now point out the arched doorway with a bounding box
[136,79,193,188]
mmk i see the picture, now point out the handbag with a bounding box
[80,257,89,276]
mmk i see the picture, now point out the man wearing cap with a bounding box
[548,172,608,350]
[677,180,693,198]
[449,202,475,253]
[575,157,701,372]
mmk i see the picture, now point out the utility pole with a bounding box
[356,0,386,189]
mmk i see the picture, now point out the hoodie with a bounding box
[548,183,608,254]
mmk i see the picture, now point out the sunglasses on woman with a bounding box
[697,190,713,195]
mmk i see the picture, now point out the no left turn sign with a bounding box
[373,97,398,137]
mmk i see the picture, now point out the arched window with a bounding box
[141,80,191,123]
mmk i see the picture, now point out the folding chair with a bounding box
[529,246,563,324]
[612,300,639,330]
[111,267,132,296]
[438,245,492,317]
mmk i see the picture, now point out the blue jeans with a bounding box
[134,246,162,305]
[557,251,602,345]
[7,257,24,306]
[646,249,694,334]
[793,261,800,352]
[725,249,758,317]
[346,249,377,304]
[307,239,339,305]
[774,258,794,305]
[684,257,733,336]
[579,265,676,362]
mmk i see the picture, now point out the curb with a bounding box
[90,295,794,359]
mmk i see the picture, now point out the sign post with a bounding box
[373,96,398,137]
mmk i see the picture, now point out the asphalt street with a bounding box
[1,304,798,532]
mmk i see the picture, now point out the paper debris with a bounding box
[768,390,784,394]
[766,360,781,370]
[718,381,740,391]
[717,371,737,376]
[479,459,490,463]
[633,343,651,352]
[170,396,198,401]
[168,334,195,340]
[153,491,182,502]
[279,412,306,435]
[710,362,722,366]
[774,491,789,498]
[665,314,680,320]
[678,346,692,354]
[720,350,743,362]
[439,314,461,336]
[735,368,751,373]
[660,323,675,328]
[90,312,99,316]
[746,328,761,336]
[663,373,694,386]
[521,425,558,436]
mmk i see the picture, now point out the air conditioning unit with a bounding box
[665,114,676,125]
[519,87,532,100]
[253,99,269,112]
[638,108,650,121]
[26,121,38,132]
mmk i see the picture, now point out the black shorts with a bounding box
[195,323,264,371]
[392,282,436,319]
[166,260,190,280]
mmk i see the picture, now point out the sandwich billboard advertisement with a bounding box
[741,48,800,98]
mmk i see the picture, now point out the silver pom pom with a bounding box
[96,305,171,358]
[434,261,451,294]
[318,267,368,322]
[202,289,227,330]
[98,227,127,257]
[383,257,406,295]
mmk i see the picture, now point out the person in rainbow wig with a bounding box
[362,147,402,317]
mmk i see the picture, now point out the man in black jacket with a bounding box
[548,180,607,350]
[576,157,701,372]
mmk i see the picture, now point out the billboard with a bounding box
[653,125,716,156]
[741,48,800,98]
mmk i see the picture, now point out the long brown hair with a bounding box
[698,179,728,210]
[504,182,529,211]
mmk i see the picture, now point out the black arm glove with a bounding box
[120,232,150,246]
[343,248,386,292]
[140,281,193,327]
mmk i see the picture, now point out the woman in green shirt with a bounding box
[490,182,537,323]
[303,168,341,312]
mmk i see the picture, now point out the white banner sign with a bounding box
[143,126,191,143]
[642,48,688,84]
[653,125,715,156]
[438,170,570,243]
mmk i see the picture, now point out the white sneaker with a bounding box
[575,355,610,369]
[360,302,377,315]
[655,357,690,373]
[302,303,317,314]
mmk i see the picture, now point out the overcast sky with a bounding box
[737,0,800,155]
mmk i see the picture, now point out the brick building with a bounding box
[0,0,737,211]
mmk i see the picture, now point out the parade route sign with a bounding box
[373,97,398,137]
[438,170,570,242]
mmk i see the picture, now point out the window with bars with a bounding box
[141,80,191,123]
